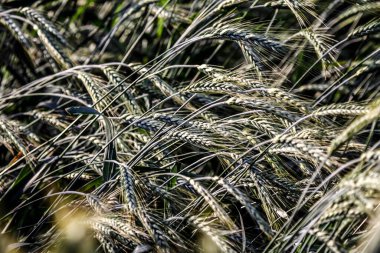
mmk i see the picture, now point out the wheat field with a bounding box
[0,1,380,252]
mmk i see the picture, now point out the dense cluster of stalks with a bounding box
[0,0,379,252]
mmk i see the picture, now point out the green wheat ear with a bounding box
[329,97,380,155]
